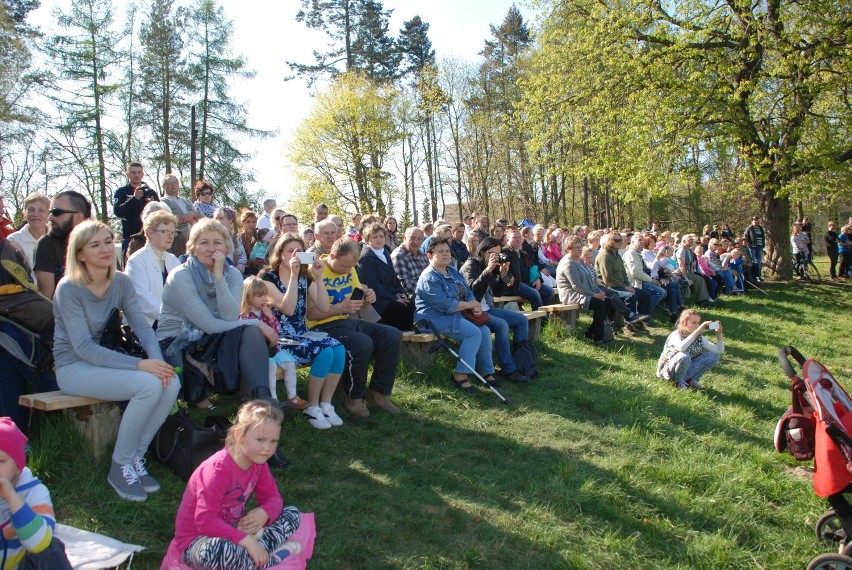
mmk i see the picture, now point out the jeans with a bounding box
[614,286,652,315]
[717,269,736,293]
[661,350,720,388]
[486,307,528,374]
[641,281,666,315]
[750,246,763,278]
[443,319,494,375]
[664,281,685,313]
[519,282,554,310]
[18,538,73,570]
[56,360,180,465]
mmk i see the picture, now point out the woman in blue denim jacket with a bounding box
[415,238,496,393]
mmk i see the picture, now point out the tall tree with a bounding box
[351,0,399,82]
[140,0,189,178]
[46,0,123,220]
[289,0,360,84]
[187,0,268,206]
[288,72,400,217]
[529,0,851,278]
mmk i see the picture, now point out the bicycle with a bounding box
[794,252,822,283]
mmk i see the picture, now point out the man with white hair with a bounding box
[309,219,339,256]
[257,198,277,231]
[391,226,428,297]
[676,234,713,306]
[160,173,200,256]
[623,233,666,323]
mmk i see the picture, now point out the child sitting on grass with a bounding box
[0,417,73,570]
[166,401,302,570]
[240,276,307,410]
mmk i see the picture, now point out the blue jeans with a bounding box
[664,281,685,313]
[0,322,58,433]
[519,282,554,310]
[614,286,652,315]
[641,281,666,316]
[486,308,528,374]
[750,246,763,277]
[717,269,735,293]
[443,319,494,375]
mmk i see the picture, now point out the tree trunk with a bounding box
[759,187,792,279]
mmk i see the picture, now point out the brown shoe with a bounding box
[341,394,370,418]
[366,390,400,415]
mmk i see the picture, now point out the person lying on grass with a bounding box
[656,309,724,390]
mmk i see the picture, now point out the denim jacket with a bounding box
[414,265,474,335]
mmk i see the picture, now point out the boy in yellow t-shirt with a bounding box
[307,238,402,418]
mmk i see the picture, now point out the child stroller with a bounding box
[776,347,852,569]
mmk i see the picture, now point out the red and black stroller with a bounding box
[776,347,852,570]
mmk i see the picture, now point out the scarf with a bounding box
[165,255,218,358]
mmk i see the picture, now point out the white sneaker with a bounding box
[320,403,344,427]
[304,406,331,429]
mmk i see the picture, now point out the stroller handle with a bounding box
[778,346,806,379]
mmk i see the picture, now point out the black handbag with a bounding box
[99,308,146,357]
[149,411,230,481]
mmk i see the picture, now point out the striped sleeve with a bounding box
[10,499,55,554]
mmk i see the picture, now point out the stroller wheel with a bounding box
[807,553,852,570]
[818,511,848,545]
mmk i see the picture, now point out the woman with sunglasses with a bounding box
[192,180,218,218]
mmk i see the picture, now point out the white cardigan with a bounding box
[124,245,181,325]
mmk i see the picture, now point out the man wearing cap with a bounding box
[463,214,475,239]
[743,216,765,281]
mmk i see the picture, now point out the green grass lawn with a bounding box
[25,272,852,569]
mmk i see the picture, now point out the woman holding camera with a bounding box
[656,309,724,390]
[260,233,346,430]
[460,237,531,383]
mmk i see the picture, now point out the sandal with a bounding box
[450,375,477,393]
[482,375,502,388]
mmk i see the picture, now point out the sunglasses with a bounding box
[198,190,213,196]
[50,208,80,217]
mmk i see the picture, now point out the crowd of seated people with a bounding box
[2,168,837,502]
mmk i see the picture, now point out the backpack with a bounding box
[0,239,54,369]
[511,339,539,378]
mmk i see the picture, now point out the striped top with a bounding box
[1,468,55,569]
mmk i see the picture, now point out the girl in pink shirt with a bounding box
[166,401,302,569]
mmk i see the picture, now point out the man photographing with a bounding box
[114,162,159,256]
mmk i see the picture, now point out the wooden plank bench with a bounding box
[19,391,121,457]
[401,331,438,370]
[492,295,525,310]
[520,310,547,341]
[540,303,581,330]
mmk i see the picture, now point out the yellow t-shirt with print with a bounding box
[307,256,362,327]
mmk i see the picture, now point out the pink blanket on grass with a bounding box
[160,512,316,570]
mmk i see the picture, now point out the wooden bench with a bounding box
[19,391,121,457]
[520,310,547,341]
[540,303,581,330]
[492,295,525,310]
[401,331,438,370]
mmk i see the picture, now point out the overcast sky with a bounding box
[28,0,536,206]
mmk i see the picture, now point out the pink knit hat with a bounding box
[0,417,28,470]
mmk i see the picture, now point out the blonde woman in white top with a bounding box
[124,210,181,326]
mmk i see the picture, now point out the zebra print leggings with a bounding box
[183,507,301,570]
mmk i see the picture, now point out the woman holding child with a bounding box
[53,221,179,502]
[260,234,346,430]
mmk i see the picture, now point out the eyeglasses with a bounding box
[49,208,80,217]
[198,190,213,196]
[274,216,283,221]
[153,230,178,237]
